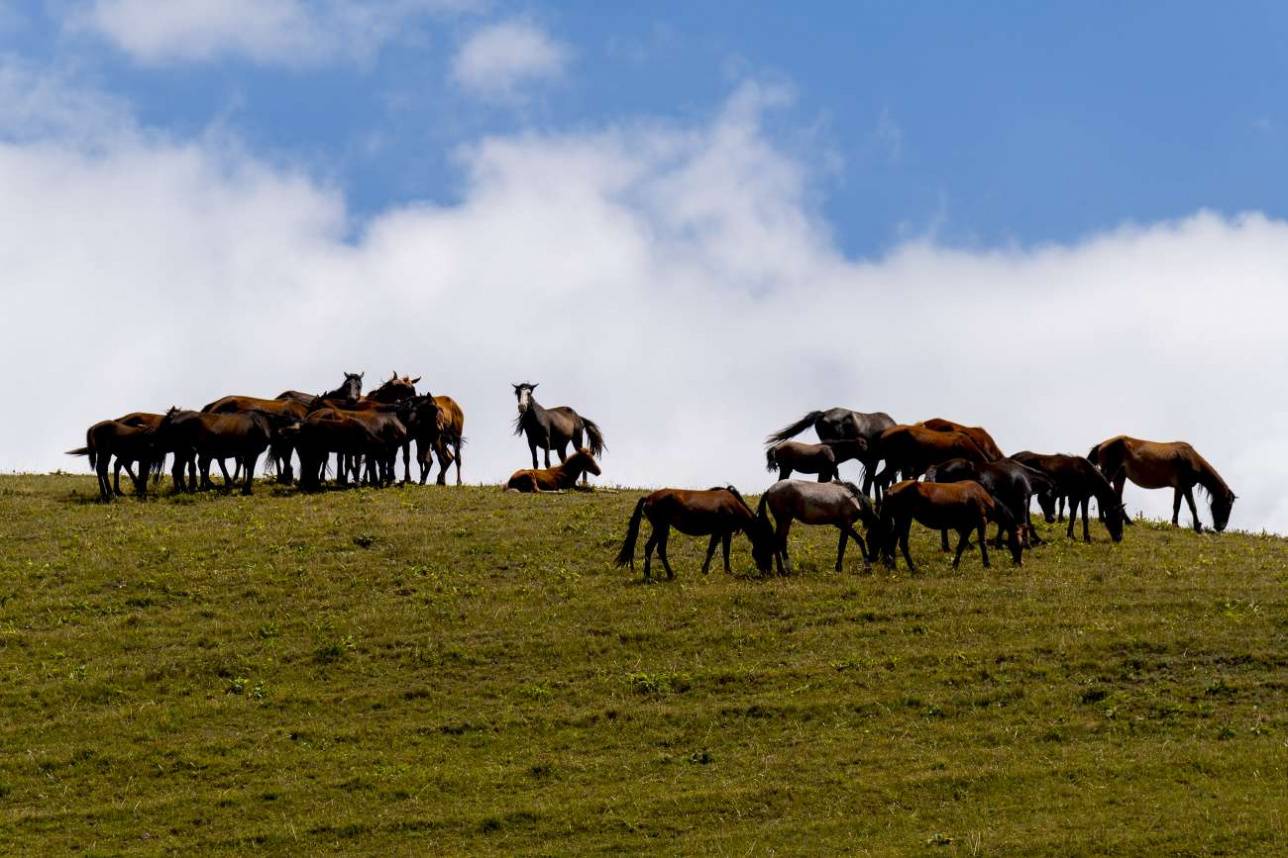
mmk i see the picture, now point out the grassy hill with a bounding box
[1,474,1285,855]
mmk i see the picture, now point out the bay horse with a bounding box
[382,376,464,485]
[1011,451,1125,543]
[112,411,166,488]
[764,439,867,483]
[1088,436,1235,532]
[615,486,773,580]
[879,480,1021,572]
[67,420,158,501]
[276,371,363,408]
[767,408,896,499]
[155,408,280,495]
[306,399,410,486]
[202,396,308,483]
[872,424,989,488]
[367,372,420,404]
[917,418,1004,461]
[754,480,880,575]
[505,449,601,493]
[925,458,1056,550]
[513,383,605,484]
[283,411,389,491]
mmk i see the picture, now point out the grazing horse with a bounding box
[879,480,1021,571]
[513,384,605,483]
[276,371,363,408]
[766,408,896,499]
[917,418,1004,461]
[764,439,867,483]
[67,420,157,501]
[1088,436,1235,532]
[505,449,601,493]
[1011,451,1125,543]
[754,480,880,575]
[615,486,774,580]
[873,424,989,487]
[925,458,1056,549]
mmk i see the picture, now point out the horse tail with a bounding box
[756,491,771,531]
[766,411,823,443]
[582,418,606,457]
[614,496,647,568]
[66,445,93,469]
[765,445,778,472]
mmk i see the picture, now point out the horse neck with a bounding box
[1192,454,1230,497]
[520,398,547,430]
[1086,463,1118,505]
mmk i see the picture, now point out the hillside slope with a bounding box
[1,475,1285,855]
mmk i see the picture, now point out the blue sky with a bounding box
[7,1,1286,256]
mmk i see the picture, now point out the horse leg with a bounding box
[977,516,991,568]
[657,525,675,581]
[721,532,732,573]
[845,524,871,570]
[112,458,124,496]
[701,534,719,576]
[899,519,915,572]
[1057,495,1065,522]
[1066,494,1078,539]
[1171,488,1183,527]
[1184,486,1202,532]
[642,527,657,581]
[436,443,451,486]
[97,456,112,501]
[835,528,847,571]
[776,518,793,575]
[242,453,257,495]
[952,529,970,569]
[1082,498,1092,543]
[453,439,462,485]
[940,529,950,552]
[216,458,234,491]
[529,438,539,470]
[1113,476,1133,524]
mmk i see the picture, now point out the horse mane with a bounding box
[1189,448,1233,501]
[720,485,755,516]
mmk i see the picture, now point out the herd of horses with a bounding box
[616,408,1237,581]
[69,382,1237,582]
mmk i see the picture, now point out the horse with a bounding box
[1087,436,1235,533]
[276,371,364,408]
[925,458,1056,550]
[766,408,896,499]
[155,408,280,495]
[504,449,601,493]
[764,439,868,483]
[513,383,605,485]
[111,411,166,487]
[615,486,774,581]
[67,420,158,501]
[282,412,389,492]
[306,399,410,486]
[1011,451,1125,543]
[202,396,308,483]
[872,424,990,488]
[879,480,1021,571]
[754,480,880,575]
[366,372,420,404]
[917,418,1004,461]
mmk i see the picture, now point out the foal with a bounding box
[615,486,773,580]
[505,449,601,492]
[764,439,867,482]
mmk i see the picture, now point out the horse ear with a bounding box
[410,377,421,385]
[531,383,539,390]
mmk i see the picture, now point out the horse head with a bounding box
[1211,489,1236,532]
[513,382,537,414]
[573,447,601,476]
[342,371,364,399]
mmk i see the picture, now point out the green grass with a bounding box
[1,474,1286,856]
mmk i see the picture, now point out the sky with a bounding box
[2,0,1287,532]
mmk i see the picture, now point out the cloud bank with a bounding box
[451,19,569,100]
[3,68,1285,533]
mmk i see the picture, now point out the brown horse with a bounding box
[67,420,158,501]
[203,396,309,482]
[306,400,410,486]
[879,480,1021,571]
[155,408,279,494]
[874,424,990,487]
[276,371,364,407]
[917,418,1004,460]
[764,439,867,482]
[1088,436,1235,532]
[283,412,388,491]
[423,393,465,485]
[754,480,880,575]
[1011,451,1125,543]
[505,449,601,492]
[367,372,420,404]
[615,486,773,580]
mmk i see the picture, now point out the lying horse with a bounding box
[917,418,1004,461]
[766,407,896,499]
[755,480,880,575]
[764,439,867,482]
[505,449,601,493]
[615,486,773,580]
[1011,451,1125,543]
[926,457,1056,549]
[1087,436,1235,532]
[67,419,158,501]
[879,480,1021,571]
[513,383,605,484]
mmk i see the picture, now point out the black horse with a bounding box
[1011,451,1125,543]
[512,383,605,483]
[276,371,364,408]
[925,457,1057,550]
[767,407,896,500]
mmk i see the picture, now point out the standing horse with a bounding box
[917,418,1004,461]
[513,383,605,484]
[879,480,1021,571]
[1011,451,1125,543]
[615,486,773,580]
[925,458,1056,549]
[764,439,867,483]
[155,408,279,495]
[755,480,880,575]
[276,371,363,408]
[67,420,158,501]
[872,424,990,488]
[202,396,308,483]
[505,449,601,492]
[767,408,896,499]
[1088,436,1235,532]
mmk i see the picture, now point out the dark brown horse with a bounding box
[367,371,420,404]
[155,408,279,494]
[917,418,1004,460]
[764,439,867,482]
[282,411,388,491]
[67,420,158,501]
[1088,436,1235,532]
[111,411,165,487]
[513,383,605,484]
[505,449,601,492]
[873,424,990,487]
[879,480,1021,571]
[754,480,881,575]
[1011,451,1126,543]
[203,396,308,483]
[306,399,410,486]
[925,457,1056,550]
[615,486,773,580]
[766,407,896,499]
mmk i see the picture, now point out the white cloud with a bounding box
[3,72,1286,535]
[451,19,568,100]
[73,0,475,66]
